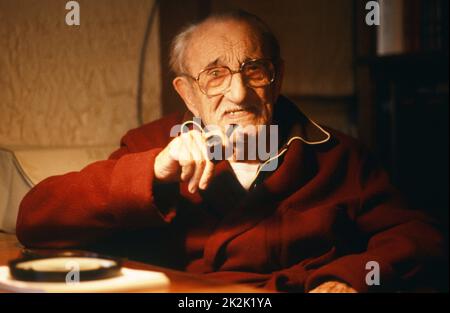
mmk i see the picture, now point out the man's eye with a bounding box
[245,65,265,78]
[246,65,260,72]
[207,69,225,77]
[209,70,220,77]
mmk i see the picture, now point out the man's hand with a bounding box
[308,281,357,293]
[154,130,216,193]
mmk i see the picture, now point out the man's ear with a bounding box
[173,77,200,116]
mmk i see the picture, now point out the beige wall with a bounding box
[0,0,161,147]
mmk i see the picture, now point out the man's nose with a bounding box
[225,73,247,104]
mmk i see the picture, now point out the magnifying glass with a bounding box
[9,251,122,282]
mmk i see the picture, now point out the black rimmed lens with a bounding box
[241,59,275,87]
[9,252,122,282]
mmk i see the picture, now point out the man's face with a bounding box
[182,20,281,131]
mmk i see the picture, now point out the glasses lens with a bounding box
[196,60,275,96]
[198,67,231,96]
[242,60,274,87]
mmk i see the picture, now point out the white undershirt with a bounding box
[229,161,261,190]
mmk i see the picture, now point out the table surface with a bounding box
[0,232,267,293]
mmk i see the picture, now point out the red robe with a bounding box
[16,96,446,292]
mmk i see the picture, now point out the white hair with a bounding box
[169,11,280,76]
[169,23,198,76]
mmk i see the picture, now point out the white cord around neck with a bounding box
[252,116,330,182]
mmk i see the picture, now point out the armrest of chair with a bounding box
[0,146,115,233]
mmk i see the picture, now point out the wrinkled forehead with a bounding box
[186,20,266,75]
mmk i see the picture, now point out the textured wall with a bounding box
[0,0,161,147]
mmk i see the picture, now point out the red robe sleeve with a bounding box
[16,140,175,249]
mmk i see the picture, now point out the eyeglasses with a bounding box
[182,58,276,97]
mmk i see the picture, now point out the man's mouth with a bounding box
[223,108,252,118]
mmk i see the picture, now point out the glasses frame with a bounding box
[182,58,276,97]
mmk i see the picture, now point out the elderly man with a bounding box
[17,11,445,293]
